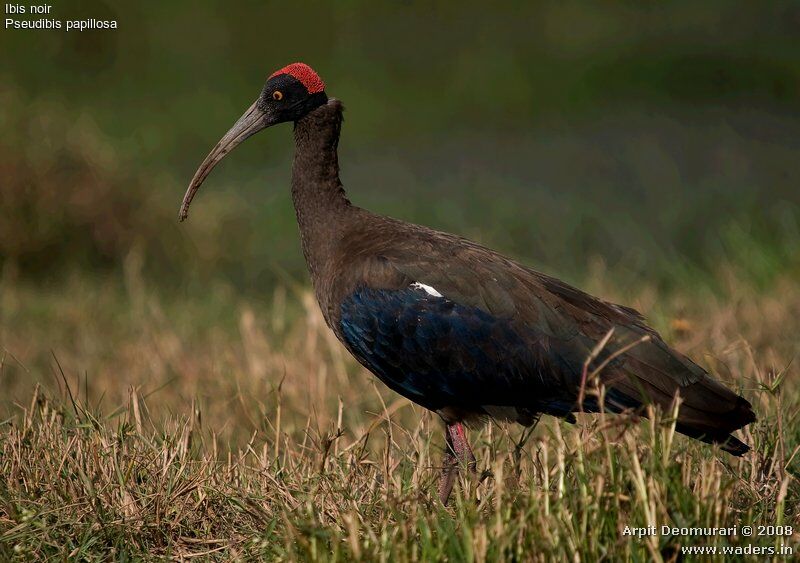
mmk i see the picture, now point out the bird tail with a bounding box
[598,344,757,455]
[673,392,756,456]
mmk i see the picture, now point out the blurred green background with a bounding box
[2,0,799,296]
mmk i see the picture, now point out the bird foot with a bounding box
[438,422,479,505]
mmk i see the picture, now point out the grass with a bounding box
[0,270,798,561]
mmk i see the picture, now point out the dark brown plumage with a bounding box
[180,64,756,504]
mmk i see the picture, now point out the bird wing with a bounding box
[340,282,588,421]
[335,221,754,451]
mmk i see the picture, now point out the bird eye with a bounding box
[272,90,283,101]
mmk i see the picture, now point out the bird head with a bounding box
[179,62,328,221]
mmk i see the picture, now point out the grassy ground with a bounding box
[0,269,797,560]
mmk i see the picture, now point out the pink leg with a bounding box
[438,422,477,505]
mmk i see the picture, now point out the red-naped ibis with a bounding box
[179,63,756,504]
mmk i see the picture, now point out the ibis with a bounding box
[179,63,756,504]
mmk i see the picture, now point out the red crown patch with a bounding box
[269,63,325,94]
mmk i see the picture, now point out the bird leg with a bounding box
[438,422,477,505]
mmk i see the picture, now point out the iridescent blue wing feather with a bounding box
[340,284,600,420]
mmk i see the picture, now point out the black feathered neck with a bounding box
[291,99,353,284]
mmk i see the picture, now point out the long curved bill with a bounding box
[178,100,271,221]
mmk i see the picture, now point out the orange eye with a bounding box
[272,90,283,101]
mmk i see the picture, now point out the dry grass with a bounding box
[0,271,798,560]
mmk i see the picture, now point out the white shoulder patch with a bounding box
[410,282,443,298]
